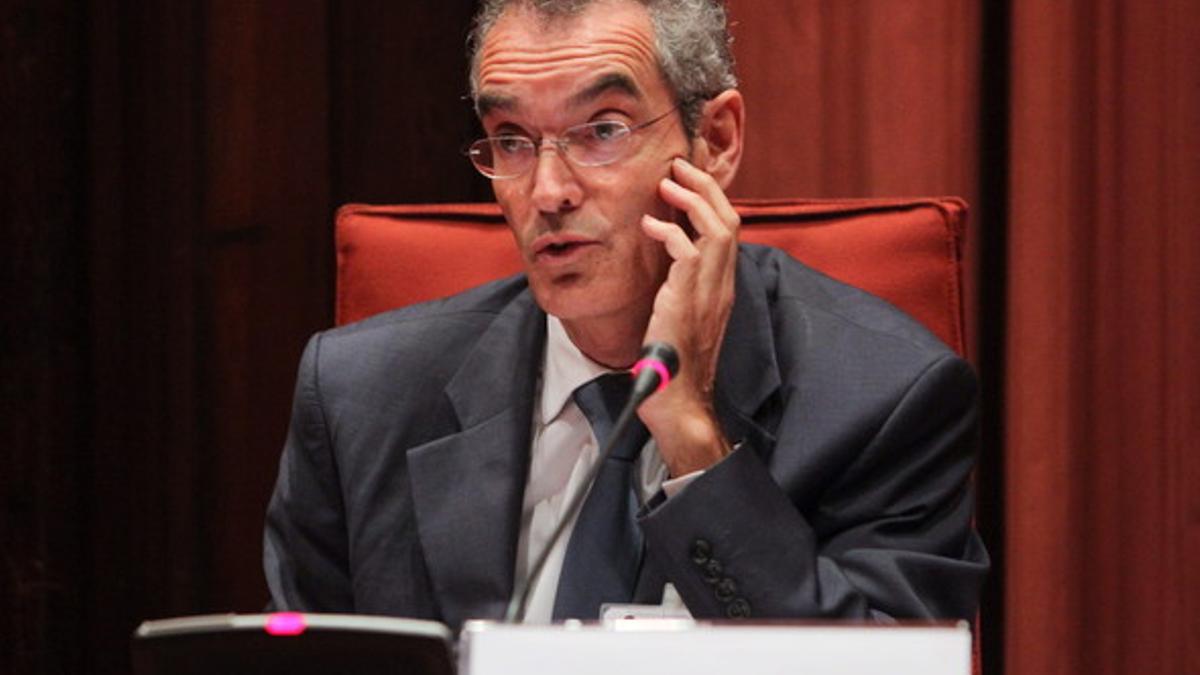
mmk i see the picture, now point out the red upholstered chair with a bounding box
[335,197,978,672]
[335,198,968,358]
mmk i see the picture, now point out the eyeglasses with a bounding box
[466,105,680,180]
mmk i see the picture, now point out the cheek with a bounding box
[493,182,523,218]
[588,171,665,232]
[615,227,670,292]
[493,188,535,253]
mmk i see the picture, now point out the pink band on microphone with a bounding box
[632,358,672,393]
[264,612,306,636]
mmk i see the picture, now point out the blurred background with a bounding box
[2,1,1196,673]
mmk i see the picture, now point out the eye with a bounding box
[573,120,630,146]
[493,135,533,156]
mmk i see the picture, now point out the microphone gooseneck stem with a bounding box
[504,397,642,623]
[503,342,678,624]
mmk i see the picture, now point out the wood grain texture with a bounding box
[1,2,89,673]
[332,0,489,204]
[200,0,333,613]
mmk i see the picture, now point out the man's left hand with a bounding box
[638,157,740,477]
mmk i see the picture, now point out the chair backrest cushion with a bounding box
[335,198,967,355]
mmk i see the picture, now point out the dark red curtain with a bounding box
[731,3,1199,671]
[728,1,984,357]
[1005,2,1200,673]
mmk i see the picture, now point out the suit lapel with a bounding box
[406,291,545,629]
[405,251,780,625]
[713,250,783,455]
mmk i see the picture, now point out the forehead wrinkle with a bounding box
[479,44,656,87]
[480,24,657,64]
[477,12,660,92]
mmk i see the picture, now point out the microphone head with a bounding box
[630,342,679,398]
[639,341,679,376]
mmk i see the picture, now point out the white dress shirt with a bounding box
[509,316,682,623]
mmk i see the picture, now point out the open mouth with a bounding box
[534,238,597,262]
[544,242,583,256]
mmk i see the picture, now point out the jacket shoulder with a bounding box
[329,273,526,347]
[307,274,532,394]
[741,243,954,359]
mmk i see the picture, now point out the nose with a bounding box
[529,141,582,214]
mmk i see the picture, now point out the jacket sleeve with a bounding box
[263,333,355,611]
[639,353,989,621]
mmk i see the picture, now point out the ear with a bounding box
[692,89,745,190]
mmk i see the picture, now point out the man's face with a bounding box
[475,0,689,327]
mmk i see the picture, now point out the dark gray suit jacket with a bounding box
[264,244,988,632]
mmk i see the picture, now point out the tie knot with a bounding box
[572,372,646,461]
[578,372,632,414]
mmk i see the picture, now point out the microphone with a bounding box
[503,342,680,623]
[630,341,680,402]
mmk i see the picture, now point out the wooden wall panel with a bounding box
[332,0,489,204]
[81,0,334,671]
[200,0,333,612]
[1,2,89,673]
[84,3,208,671]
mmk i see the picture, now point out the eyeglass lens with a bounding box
[469,120,635,179]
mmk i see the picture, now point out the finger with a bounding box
[657,177,737,290]
[657,177,727,243]
[642,214,699,261]
[645,212,726,313]
[670,158,740,234]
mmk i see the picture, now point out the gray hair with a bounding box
[467,0,737,136]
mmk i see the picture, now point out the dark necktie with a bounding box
[551,372,650,620]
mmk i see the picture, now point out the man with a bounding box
[264,0,988,632]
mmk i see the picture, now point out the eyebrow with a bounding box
[475,72,643,119]
[476,92,517,117]
[568,72,643,108]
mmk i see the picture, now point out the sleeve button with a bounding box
[690,539,712,565]
[726,598,751,619]
[701,559,723,584]
[715,578,737,602]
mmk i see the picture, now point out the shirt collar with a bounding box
[539,315,615,424]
